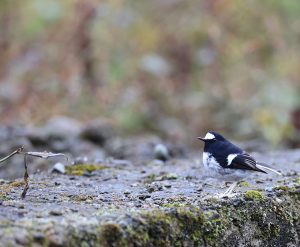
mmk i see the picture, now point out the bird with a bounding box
[197,131,281,197]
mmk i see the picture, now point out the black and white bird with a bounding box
[198,131,281,197]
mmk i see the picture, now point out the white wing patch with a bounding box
[227,154,238,166]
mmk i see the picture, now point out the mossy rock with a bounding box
[92,193,299,247]
[0,187,299,246]
[0,180,25,200]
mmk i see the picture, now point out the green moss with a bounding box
[65,164,107,176]
[71,194,94,202]
[99,223,126,247]
[201,210,228,245]
[144,173,178,184]
[144,173,156,183]
[275,186,289,191]
[162,202,183,208]
[148,208,203,246]
[288,187,300,200]
[0,192,8,200]
[107,207,205,246]
[161,173,178,180]
[0,180,25,200]
[239,181,250,187]
[8,181,25,187]
[205,197,219,204]
[244,190,264,201]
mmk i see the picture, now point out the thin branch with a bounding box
[21,154,29,199]
[0,147,24,168]
[23,151,69,162]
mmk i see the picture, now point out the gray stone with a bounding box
[105,135,162,161]
[49,210,63,216]
[265,186,274,192]
[42,116,82,139]
[80,118,115,145]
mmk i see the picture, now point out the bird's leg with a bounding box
[203,178,218,188]
[225,181,238,195]
[217,181,238,198]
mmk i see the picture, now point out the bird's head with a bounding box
[197,131,226,143]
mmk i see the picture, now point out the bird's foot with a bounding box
[216,191,236,199]
[216,181,238,199]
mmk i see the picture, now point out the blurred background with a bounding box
[1,0,300,149]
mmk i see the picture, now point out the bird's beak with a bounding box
[197,137,205,141]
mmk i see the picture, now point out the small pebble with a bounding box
[255,180,264,184]
[138,194,151,200]
[265,187,273,192]
[164,183,172,188]
[33,233,45,243]
[51,163,65,174]
[49,210,63,216]
[196,187,203,192]
[154,144,170,161]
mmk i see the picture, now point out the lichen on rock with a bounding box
[65,163,108,176]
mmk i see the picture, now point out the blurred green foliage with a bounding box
[0,0,300,145]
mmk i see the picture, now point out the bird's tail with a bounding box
[256,163,282,176]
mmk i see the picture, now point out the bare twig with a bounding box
[24,151,68,161]
[21,154,29,199]
[0,147,24,167]
[0,147,68,199]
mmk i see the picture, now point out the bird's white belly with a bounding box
[203,152,222,172]
[203,152,251,180]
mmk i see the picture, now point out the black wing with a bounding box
[229,153,267,173]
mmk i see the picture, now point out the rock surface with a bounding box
[0,149,299,246]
